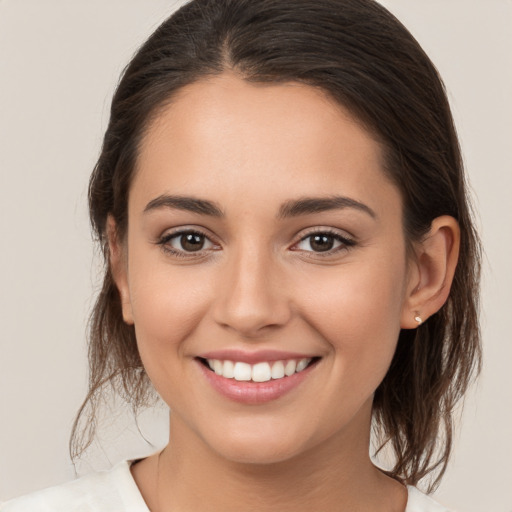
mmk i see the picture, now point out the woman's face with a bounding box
[115,73,417,464]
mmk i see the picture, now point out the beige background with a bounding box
[1,1,511,510]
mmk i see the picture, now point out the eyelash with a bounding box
[156,229,219,259]
[292,228,356,258]
[156,228,356,259]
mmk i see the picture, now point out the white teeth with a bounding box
[213,359,223,375]
[271,360,285,379]
[252,362,272,382]
[296,358,310,372]
[284,359,297,376]
[205,357,314,381]
[222,360,235,379]
[233,362,252,381]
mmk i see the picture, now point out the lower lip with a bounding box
[197,359,318,405]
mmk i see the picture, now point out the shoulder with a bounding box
[406,486,454,512]
[0,461,149,512]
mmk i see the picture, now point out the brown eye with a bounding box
[293,231,355,255]
[309,234,335,252]
[296,233,339,252]
[179,233,205,252]
[160,230,216,254]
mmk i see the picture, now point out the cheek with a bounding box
[301,255,405,322]
[295,254,407,377]
[126,251,213,360]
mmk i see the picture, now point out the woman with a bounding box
[2,0,481,510]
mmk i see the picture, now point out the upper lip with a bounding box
[197,349,319,364]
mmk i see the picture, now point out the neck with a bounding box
[143,410,407,512]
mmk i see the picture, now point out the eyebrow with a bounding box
[278,195,376,219]
[144,195,224,217]
[143,194,376,219]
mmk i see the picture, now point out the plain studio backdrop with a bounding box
[0,1,511,510]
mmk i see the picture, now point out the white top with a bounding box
[1,461,452,511]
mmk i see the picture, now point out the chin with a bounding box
[197,417,319,466]
[213,437,306,466]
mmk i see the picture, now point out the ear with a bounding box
[107,215,134,325]
[401,215,460,329]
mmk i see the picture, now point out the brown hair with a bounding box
[72,0,481,492]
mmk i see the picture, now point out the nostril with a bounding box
[211,271,292,336]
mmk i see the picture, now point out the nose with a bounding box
[212,245,292,338]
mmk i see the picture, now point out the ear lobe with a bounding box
[107,215,134,325]
[401,215,460,329]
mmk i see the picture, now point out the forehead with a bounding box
[132,73,400,218]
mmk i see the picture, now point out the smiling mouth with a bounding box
[198,357,321,383]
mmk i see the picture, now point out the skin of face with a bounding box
[110,73,456,481]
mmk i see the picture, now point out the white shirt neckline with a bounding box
[1,458,451,511]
